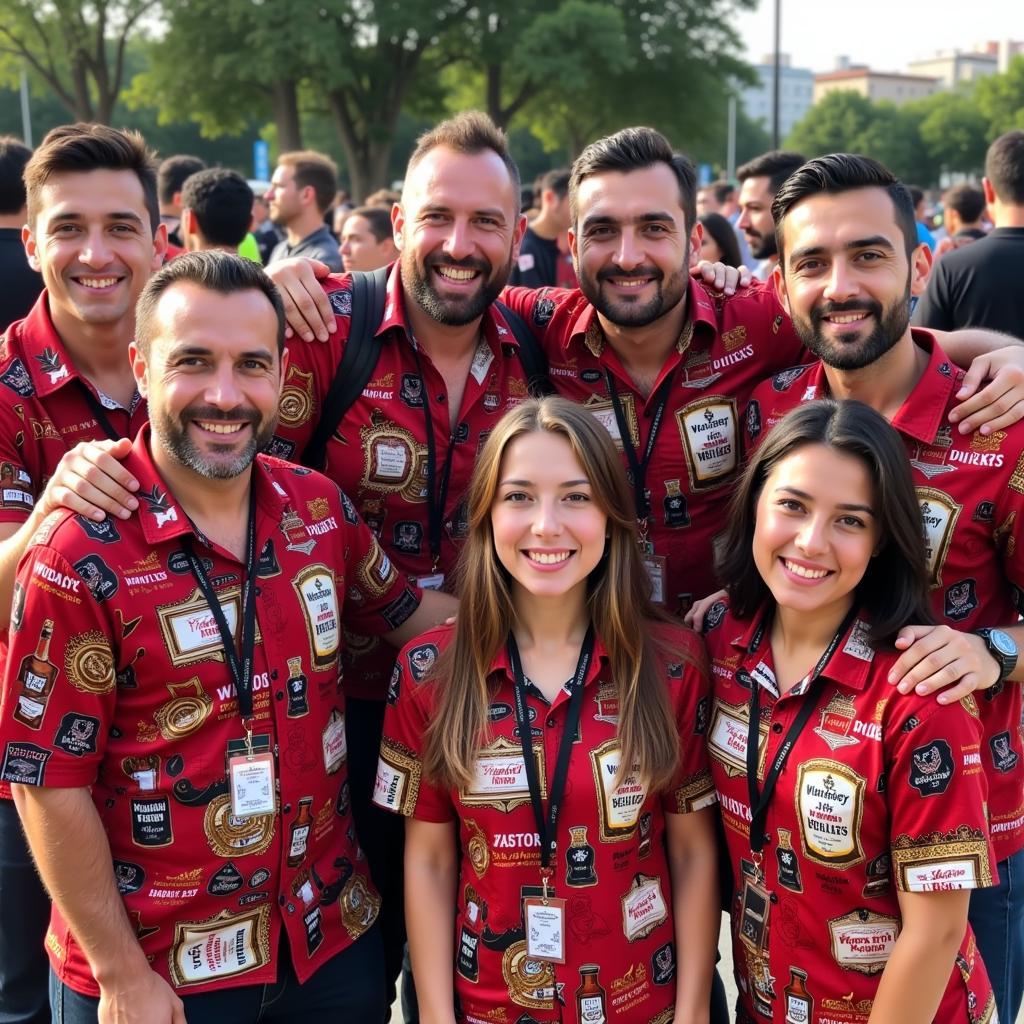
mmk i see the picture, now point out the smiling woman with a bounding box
[374,396,720,1023]
[705,399,997,1024]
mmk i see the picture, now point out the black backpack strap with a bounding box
[301,266,390,470]
[494,299,554,397]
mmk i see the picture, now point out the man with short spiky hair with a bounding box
[736,150,806,278]
[180,169,254,254]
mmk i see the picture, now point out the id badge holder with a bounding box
[642,553,667,605]
[523,896,567,963]
[228,723,276,818]
[738,858,771,953]
[415,573,445,591]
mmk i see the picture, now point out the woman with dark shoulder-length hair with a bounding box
[698,212,742,269]
[705,399,996,1023]
[374,396,719,1023]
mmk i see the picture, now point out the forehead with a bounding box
[150,282,279,353]
[781,187,904,253]
[500,429,586,477]
[403,146,517,215]
[738,176,772,206]
[343,215,372,238]
[36,169,150,227]
[271,164,294,184]
[575,164,684,221]
[765,443,873,497]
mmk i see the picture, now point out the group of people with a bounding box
[0,109,1023,1024]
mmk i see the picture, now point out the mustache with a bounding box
[811,299,882,324]
[424,253,491,275]
[596,264,663,282]
[184,406,260,424]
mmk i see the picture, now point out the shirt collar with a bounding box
[564,276,718,359]
[11,291,88,400]
[729,604,877,694]
[124,426,290,549]
[799,329,958,446]
[488,630,611,691]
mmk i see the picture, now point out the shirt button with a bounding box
[286,903,295,914]
[437,394,446,403]
[270,670,279,680]
[275,691,284,701]
[771,722,783,734]
[278,895,286,906]
[547,717,556,728]
[254,586,262,596]
[762,833,771,846]
[283,803,292,814]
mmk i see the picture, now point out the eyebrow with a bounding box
[789,235,895,263]
[775,486,874,514]
[166,344,275,361]
[420,203,506,221]
[580,212,675,230]
[49,211,145,226]
[500,479,591,487]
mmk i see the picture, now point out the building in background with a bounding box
[740,53,814,141]
[813,57,939,105]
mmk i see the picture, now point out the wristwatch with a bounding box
[973,627,1018,684]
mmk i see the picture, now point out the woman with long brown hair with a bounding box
[374,396,718,1023]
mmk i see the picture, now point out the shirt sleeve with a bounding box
[337,488,423,636]
[660,628,717,814]
[373,639,456,822]
[0,539,115,788]
[886,697,995,893]
[0,410,38,526]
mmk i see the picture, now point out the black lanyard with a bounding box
[605,368,675,524]
[411,349,456,568]
[744,605,860,857]
[507,625,596,882]
[180,485,259,720]
[75,380,122,442]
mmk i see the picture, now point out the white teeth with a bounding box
[528,551,571,565]
[436,266,476,281]
[827,313,866,324]
[784,559,829,579]
[197,421,244,435]
[78,277,118,289]
[613,279,650,288]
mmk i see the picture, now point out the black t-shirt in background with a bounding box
[0,228,43,333]
[509,227,559,288]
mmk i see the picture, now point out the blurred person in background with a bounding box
[698,211,742,268]
[252,189,282,265]
[266,150,342,271]
[737,151,805,280]
[157,153,205,254]
[0,136,42,331]
[339,204,398,273]
[179,168,255,256]
[934,183,988,257]
[509,168,573,288]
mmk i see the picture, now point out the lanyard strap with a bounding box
[605,368,675,524]
[75,380,122,442]
[507,625,596,875]
[744,606,860,856]
[180,485,259,719]
[411,349,456,566]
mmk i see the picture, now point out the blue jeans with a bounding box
[49,926,385,1024]
[0,798,50,1024]
[969,847,1024,1024]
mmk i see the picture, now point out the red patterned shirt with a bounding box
[0,428,421,996]
[745,332,1024,861]
[704,601,996,1024]
[501,279,804,615]
[271,263,533,699]
[374,621,716,1024]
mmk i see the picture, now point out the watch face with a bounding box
[990,629,1018,659]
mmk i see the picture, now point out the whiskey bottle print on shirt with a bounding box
[13,619,57,729]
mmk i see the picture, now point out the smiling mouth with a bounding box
[74,276,122,290]
[194,421,248,436]
[434,265,479,282]
[525,550,572,565]
[822,312,871,325]
[782,558,832,580]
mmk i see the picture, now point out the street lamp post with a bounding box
[772,0,781,149]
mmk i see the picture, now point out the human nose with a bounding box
[530,496,563,537]
[795,515,828,556]
[79,228,114,267]
[737,208,751,231]
[614,227,644,270]
[823,259,857,302]
[443,219,474,261]
[204,363,243,409]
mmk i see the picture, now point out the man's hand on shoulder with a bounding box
[40,439,139,523]
[947,344,1024,435]
[265,257,336,342]
[691,261,752,297]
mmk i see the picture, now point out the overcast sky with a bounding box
[735,0,1021,74]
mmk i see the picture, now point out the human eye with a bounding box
[565,491,591,503]
[503,490,530,503]
[838,514,867,529]
[777,498,804,512]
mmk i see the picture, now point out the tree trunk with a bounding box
[270,80,302,152]
[486,64,505,129]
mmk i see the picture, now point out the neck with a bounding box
[993,203,1024,229]
[598,292,687,395]
[771,598,852,673]
[528,211,561,241]
[511,584,589,652]
[150,443,253,549]
[0,213,24,230]
[286,213,325,247]
[50,305,138,393]
[821,332,928,422]
[405,298,482,364]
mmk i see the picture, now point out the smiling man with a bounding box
[0,122,166,1024]
[744,153,1024,1024]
